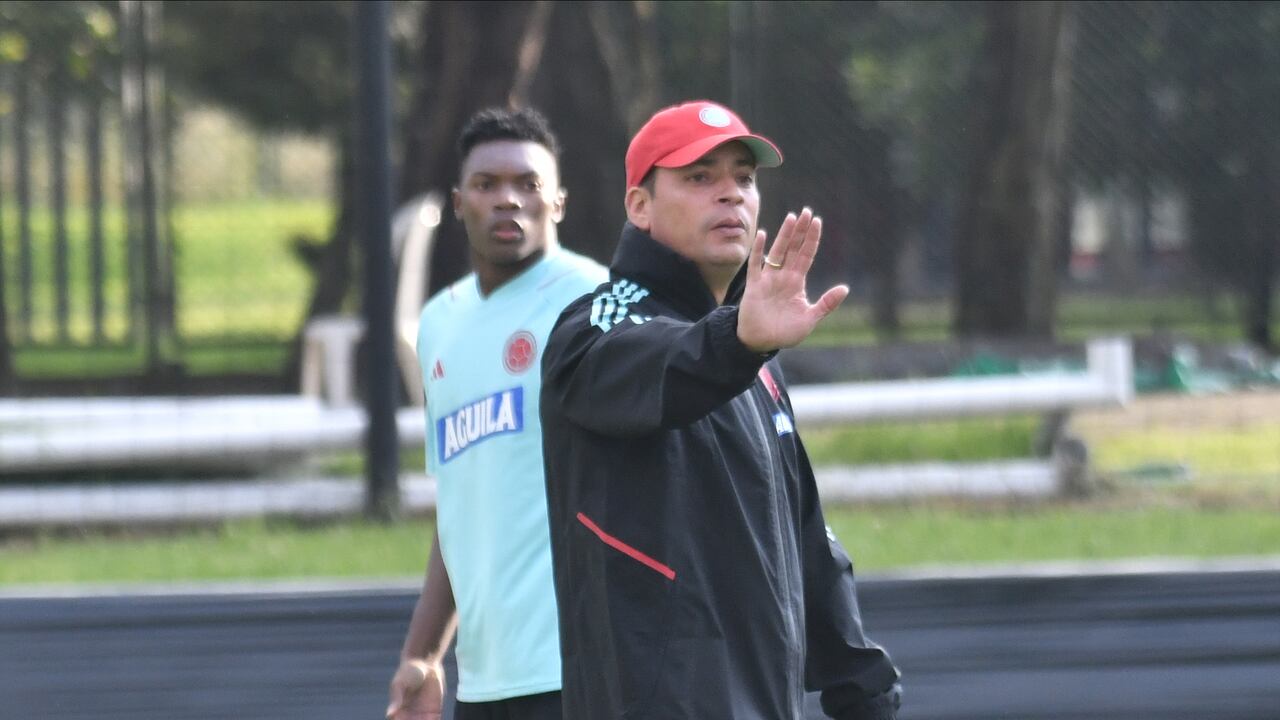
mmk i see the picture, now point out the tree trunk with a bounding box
[1243,270,1274,351]
[955,1,1076,339]
[587,1,662,134]
[396,1,657,295]
[397,1,538,294]
[283,130,358,386]
[14,60,33,342]
[1241,156,1277,351]
[121,0,178,370]
[49,78,71,343]
[525,2,644,264]
[750,2,904,334]
[87,90,106,343]
[0,68,10,389]
[861,128,904,340]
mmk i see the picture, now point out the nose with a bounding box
[495,182,522,209]
[716,176,744,205]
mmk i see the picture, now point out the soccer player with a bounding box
[540,101,902,719]
[386,107,607,720]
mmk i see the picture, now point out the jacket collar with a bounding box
[610,222,748,319]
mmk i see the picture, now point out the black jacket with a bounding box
[541,224,901,719]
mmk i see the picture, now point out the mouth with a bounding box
[491,220,524,242]
[710,218,747,235]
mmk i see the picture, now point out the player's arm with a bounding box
[541,294,767,437]
[386,529,457,719]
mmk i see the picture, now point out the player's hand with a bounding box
[386,658,445,720]
[737,207,849,353]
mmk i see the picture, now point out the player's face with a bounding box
[454,140,565,273]
[635,142,760,276]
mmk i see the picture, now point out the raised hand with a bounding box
[386,658,445,720]
[736,207,849,353]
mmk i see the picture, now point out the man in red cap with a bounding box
[540,100,901,719]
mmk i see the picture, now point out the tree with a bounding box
[1068,2,1280,350]
[1163,2,1279,350]
[0,63,11,389]
[165,1,363,379]
[953,1,1077,338]
[845,3,987,331]
[0,1,119,386]
[397,1,659,292]
[751,2,907,338]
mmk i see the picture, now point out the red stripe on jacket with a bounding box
[576,512,676,581]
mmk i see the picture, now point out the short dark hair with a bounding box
[457,107,561,166]
[640,168,657,196]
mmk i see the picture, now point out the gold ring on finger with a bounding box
[764,258,784,269]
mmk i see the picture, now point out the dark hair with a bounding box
[640,168,657,196]
[457,107,561,165]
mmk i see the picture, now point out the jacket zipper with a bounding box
[742,384,803,715]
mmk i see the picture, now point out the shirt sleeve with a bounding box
[540,284,771,438]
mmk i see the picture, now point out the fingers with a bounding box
[386,660,430,718]
[767,208,822,274]
[790,214,823,276]
[766,211,799,268]
[747,229,766,282]
[811,284,850,320]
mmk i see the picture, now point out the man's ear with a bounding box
[552,187,568,224]
[451,187,462,219]
[624,186,652,231]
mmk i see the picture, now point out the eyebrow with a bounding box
[469,171,543,180]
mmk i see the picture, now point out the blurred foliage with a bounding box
[1069,2,1280,347]
[161,1,352,135]
[3,1,1280,383]
[846,2,984,201]
[0,1,119,85]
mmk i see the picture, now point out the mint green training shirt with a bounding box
[417,247,607,702]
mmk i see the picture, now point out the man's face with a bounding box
[635,141,760,274]
[453,140,565,269]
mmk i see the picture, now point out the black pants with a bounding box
[454,691,562,720]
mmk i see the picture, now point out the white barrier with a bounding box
[789,337,1133,426]
[790,337,1132,499]
[0,396,326,426]
[0,404,426,474]
[1,339,1131,502]
[0,475,439,526]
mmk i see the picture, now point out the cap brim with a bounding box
[654,133,784,171]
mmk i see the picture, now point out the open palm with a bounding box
[737,207,849,353]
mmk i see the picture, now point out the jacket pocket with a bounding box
[574,512,675,717]
[576,511,675,580]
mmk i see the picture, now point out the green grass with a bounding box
[0,517,438,586]
[6,193,1277,379]
[802,416,1040,464]
[826,505,1280,570]
[172,200,332,339]
[1089,424,1280,479]
[4,198,330,375]
[805,291,1280,347]
[3,504,1278,586]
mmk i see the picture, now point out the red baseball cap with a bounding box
[625,101,783,188]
